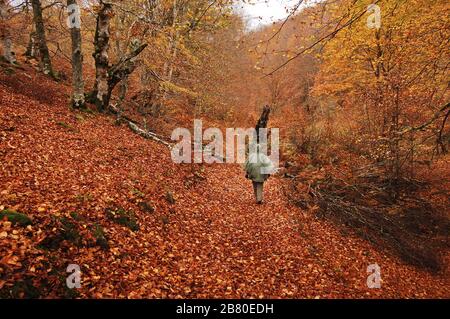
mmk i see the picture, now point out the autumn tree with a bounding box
[0,0,16,64]
[31,0,54,77]
[110,0,238,118]
[312,0,449,184]
[87,0,147,112]
[67,0,84,108]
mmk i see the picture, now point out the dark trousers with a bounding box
[252,181,264,203]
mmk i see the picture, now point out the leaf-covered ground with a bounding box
[0,66,449,298]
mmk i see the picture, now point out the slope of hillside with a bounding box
[0,65,448,298]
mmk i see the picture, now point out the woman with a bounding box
[244,144,274,204]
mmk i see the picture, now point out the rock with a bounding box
[0,210,32,226]
[106,207,140,232]
[91,224,109,250]
[139,201,155,213]
[165,191,176,205]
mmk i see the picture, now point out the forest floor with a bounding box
[0,63,449,298]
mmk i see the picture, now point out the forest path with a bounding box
[128,164,449,298]
[162,165,312,298]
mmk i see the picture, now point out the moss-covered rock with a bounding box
[131,189,145,198]
[0,279,40,299]
[106,207,139,232]
[0,209,32,226]
[59,217,82,246]
[139,201,155,214]
[56,121,77,132]
[165,191,176,204]
[91,223,109,250]
[161,215,169,225]
[38,216,81,250]
[69,211,82,221]
[75,114,85,122]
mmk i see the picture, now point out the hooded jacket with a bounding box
[244,145,274,183]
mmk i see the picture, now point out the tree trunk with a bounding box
[256,105,271,143]
[67,0,84,108]
[88,1,147,112]
[91,0,113,111]
[160,0,179,102]
[0,0,16,64]
[106,41,148,104]
[25,31,38,60]
[31,0,54,77]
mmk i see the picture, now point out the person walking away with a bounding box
[245,144,274,204]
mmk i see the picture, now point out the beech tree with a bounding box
[67,0,84,108]
[31,0,54,77]
[87,0,147,112]
[0,0,16,64]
